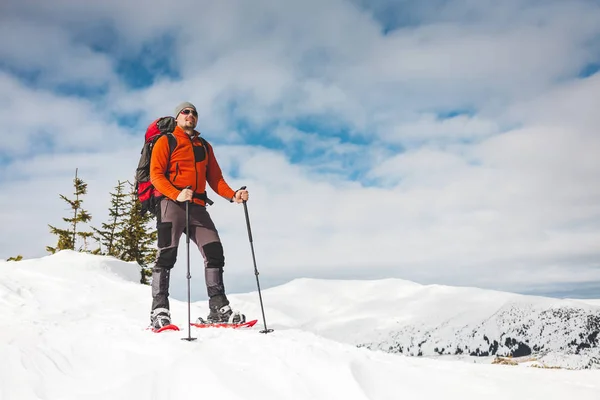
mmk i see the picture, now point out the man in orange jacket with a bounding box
[149,101,249,330]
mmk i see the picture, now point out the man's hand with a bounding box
[233,189,249,203]
[176,188,193,202]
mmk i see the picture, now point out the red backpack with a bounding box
[134,117,178,216]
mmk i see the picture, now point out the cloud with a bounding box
[1,0,599,300]
[0,73,136,159]
[380,113,499,144]
[0,19,115,89]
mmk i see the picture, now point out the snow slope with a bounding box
[240,278,600,369]
[1,251,599,400]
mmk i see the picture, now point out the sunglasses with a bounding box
[181,109,198,117]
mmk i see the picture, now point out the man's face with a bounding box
[176,108,198,130]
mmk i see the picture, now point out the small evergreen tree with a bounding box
[47,168,94,254]
[93,180,128,257]
[46,225,73,254]
[119,182,157,284]
[7,255,23,261]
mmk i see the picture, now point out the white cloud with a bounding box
[0,73,136,156]
[1,0,599,298]
[0,19,115,87]
[381,113,499,143]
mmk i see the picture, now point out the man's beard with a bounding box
[183,120,196,129]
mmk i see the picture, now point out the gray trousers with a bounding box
[151,198,229,315]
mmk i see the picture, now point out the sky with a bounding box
[1,252,599,400]
[1,0,600,300]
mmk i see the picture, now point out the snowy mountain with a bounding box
[242,278,600,369]
[1,252,600,400]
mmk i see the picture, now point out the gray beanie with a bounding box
[174,101,197,117]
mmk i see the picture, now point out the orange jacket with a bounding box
[150,126,236,206]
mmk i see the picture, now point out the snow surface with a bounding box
[1,251,599,400]
[245,279,600,369]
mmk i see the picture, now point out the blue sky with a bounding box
[1,0,600,300]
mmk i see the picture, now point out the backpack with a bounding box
[134,117,211,216]
[135,117,178,216]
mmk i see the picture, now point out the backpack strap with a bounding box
[159,133,178,179]
[166,133,177,166]
[171,188,213,205]
[197,136,214,206]
[158,116,177,173]
[198,136,210,157]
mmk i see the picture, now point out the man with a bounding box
[149,101,248,330]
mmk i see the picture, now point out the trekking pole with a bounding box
[239,186,273,334]
[182,188,197,342]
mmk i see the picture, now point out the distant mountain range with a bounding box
[251,278,600,369]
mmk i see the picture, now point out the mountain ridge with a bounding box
[247,277,600,369]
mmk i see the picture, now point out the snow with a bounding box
[1,251,599,400]
[242,278,600,369]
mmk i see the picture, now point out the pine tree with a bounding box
[46,225,73,254]
[93,180,128,257]
[7,255,23,261]
[47,168,95,254]
[119,182,157,284]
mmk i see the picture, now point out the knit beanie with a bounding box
[174,101,197,117]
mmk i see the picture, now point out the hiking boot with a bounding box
[204,305,246,324]
[150,308,172,330]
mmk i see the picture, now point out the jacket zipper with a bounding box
[173,163,180,183]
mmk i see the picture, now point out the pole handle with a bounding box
[239,185,247,202]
